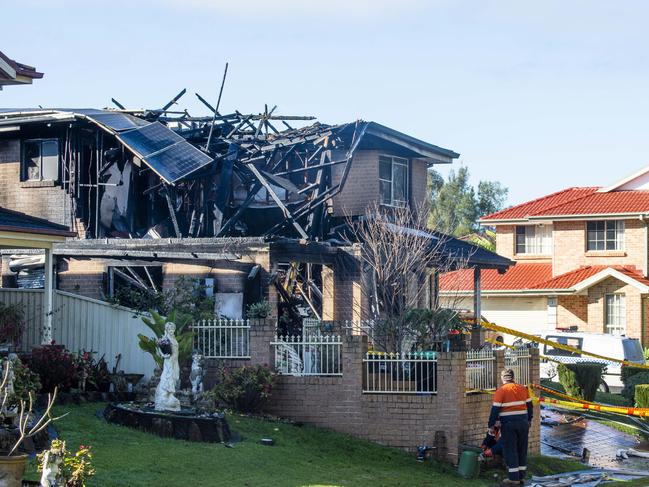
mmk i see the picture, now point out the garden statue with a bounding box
[154,322,180,411]
[39,448,62,487]
[190,352,204,396]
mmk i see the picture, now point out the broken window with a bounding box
[379,155,408,207]
[22,138,59,181]
[107,266,163,309]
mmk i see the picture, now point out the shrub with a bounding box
[211,364,275,413]
[0,303,24,346]
[635,384,649,408]
[622,372,649,403]
[28,345,79,393]
[557,362,605,401]
[621,365,646,386]
[37,439,95,487]
[246,301,272,319]
[8,357,41,407]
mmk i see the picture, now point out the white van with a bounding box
[537,331,645,390]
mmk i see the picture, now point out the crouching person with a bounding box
[488,368,532,485]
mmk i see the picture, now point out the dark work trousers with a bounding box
[501,418,529,481]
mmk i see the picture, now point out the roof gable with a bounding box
[599,164,649,192]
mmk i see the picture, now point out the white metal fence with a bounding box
[193,319,250,358]
[466,350,496,391]
[271,335,342,376]
[505,348,531,386]
[0,289,157,379]
[362,352,437,394]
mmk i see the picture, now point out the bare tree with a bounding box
[341,202,473,353]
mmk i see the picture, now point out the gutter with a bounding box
[481,212,649,225]
[439,288,575,297]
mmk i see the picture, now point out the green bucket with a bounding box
[457,450,480,479]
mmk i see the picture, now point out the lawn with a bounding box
[23,403,583,487]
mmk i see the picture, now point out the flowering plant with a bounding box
[38,439,96,487]
[156,337,172,356]
[28,344,79,393]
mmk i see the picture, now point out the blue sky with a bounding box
[3,0,649,205]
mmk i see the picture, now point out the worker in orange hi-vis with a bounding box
[488,368,533,486]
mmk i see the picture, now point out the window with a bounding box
[587,220,624,251]
[379,155,408,207]
[547,297,557,327]
[22,138,59,181]
[544,336,582,357]
[515,224,552,254]
[605,293,626,335]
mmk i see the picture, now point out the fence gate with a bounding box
[505,348,531,386]
[193,319,250,358]
[271,335,342,376]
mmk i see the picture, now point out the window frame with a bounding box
[21,138,60,182]
[586,220,624,251]
[605,293,626,335]
[378,154,409,208]
[515,224,553,255]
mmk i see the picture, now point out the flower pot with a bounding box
[0,454,28,487]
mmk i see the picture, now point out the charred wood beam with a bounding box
[273,157,347,177]
[164,186,182,237]
[212,143,238,235]
[112,268,149,292]
[111,98,125,110]
[245,162,308,239]
[206,63,229,150]
[216,182,262,237]
[160,88,187,113]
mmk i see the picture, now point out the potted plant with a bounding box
[0,361,62,487]
[0,304,24,352]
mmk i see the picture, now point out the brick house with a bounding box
[441,167,649,344]
[0,108,511,323]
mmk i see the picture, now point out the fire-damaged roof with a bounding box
[0,207,75,238]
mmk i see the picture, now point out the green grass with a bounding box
[22,403,583,487]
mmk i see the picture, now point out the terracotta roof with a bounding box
[439,262,552,292]
[440,263,649,293]
[481,187,600,221]
[531,265,649,290]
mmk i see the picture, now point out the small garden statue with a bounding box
[39,445,63,487]
[190,352,204,396]
[154,322,180,411]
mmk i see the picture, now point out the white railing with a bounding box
[193,319,250,358]
[271,335,342,376]
[363,351,437,394]
[505,348,531,385]
[343,320,376,336]
[466,350,496,391]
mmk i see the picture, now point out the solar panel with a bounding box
[145,141,213,184]
[85,112,148,132]
[117,122,212,184]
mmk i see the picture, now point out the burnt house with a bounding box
[0,101,511,322]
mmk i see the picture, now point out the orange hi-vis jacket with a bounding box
[488,382,533,427]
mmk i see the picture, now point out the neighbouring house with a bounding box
[0,106,511,324]
[0,51,43,89]
[441,166,649,345]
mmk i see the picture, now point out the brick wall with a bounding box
[495,225,516,260]
[56,257,106,300]
[557,295,589,329]
[0,140,70,226]
[553,219,646,276]
[261,337,541,461]
[586,277,643,338]
[410,159,428,211]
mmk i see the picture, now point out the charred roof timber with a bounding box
[0,89,458,243]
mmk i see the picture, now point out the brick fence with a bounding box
[204,322,541,463]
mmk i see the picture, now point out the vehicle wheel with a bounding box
[598,380,609,394]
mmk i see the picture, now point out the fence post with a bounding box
[528,347,541,453]
[494,349,505,386]
[250,319,277,367]
[436,351,466,463]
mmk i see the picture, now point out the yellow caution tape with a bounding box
[533,383,594,404]
[480,321,649,370]
[484,337,569,366]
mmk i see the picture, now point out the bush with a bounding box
[0,303,24,346]
[622,372,649,403]
[246,301,272,319]
[635,384,649,408]
[210,365,275,413]
[8,357,41,407]
[621,365,646,386]
[28,345,79,393]
[557,362,605,401]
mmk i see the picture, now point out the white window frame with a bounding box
[547,296,558,327]
[515,224,553,255]
[379,155,409,208]
[587,220,624,251]
[605,293,626,335]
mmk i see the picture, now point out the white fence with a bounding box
[193,319,250,358]
[505,348,531,386]
[271,335,342,376]
[362,352,437,394]
[466,350,496,391]
[0,289,157,379]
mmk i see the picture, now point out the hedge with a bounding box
[635,384,649,408]
[621,365,646,386]
[621,372,649,403]
[557,362,605,402]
